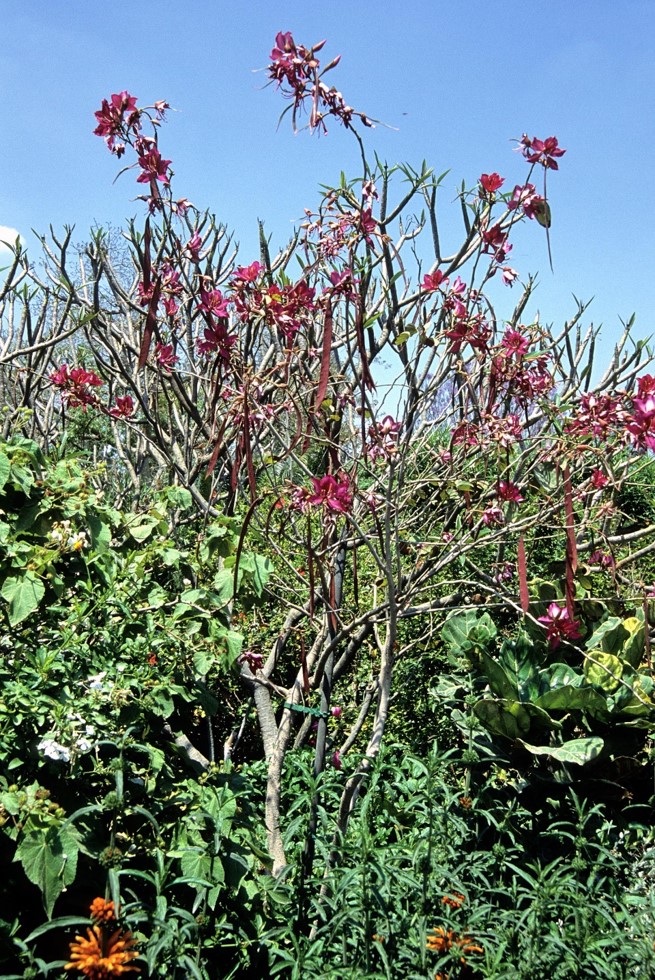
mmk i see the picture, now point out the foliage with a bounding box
[0,27,655,980]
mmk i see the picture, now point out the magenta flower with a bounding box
[359,208,377,243]
[93,91,139,153]
[519,135,566,170]
[568,393,624,440]
[589,549,615,569]
[482,222,512,263]
[154,343,179,372]
[590,469,609,490]
[481,504,504,526]
[421,268,449,293]
[50,364,104,410]
[496,480,524,504]
[501,328,529,358]
[197,321,237,361]
[185,233,203,262]
[626,394,655,452]
[479,172,504,195]
[136,148,172,185]
[109,395,135,419]
[198,288,229,317]
[238,650,265,672]
[328,267,359,299]
[538,602,582,649]
[306,474,353,514]
[232,261,263,285]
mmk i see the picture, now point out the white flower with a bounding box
[38,739,70,763]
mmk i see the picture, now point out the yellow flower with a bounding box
[65,924,140,978]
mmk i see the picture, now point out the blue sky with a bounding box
[1,1,653,360]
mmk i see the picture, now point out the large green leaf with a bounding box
[1,571,45,625]
[15,825,80,918]
[584,649,623,692]
[474,698,561,740]
[442,610,497,664]
[517,736,604,766]
[479,651,518,700]
[535,685,606,713]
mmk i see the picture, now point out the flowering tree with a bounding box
[2,32,655,889]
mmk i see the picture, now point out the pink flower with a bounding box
[359,208,377,242]
[154,342,179,372]
[109,395,135,419]
[519,135,566,171]
[185,233,203,262]
[306,474,353,514]
[198,288,229,317]
[136,148,172,186]
[496,480,524,504]
[590,469,609,490]
[422,268,449,293]
[482,223,511,263]
[331,706,342,718]
[50,364,104,410]
[538,602,582,649]
[501,328,529,358]
[332,750,342,769]
[197,321,237,361]
[93,91,139,153]
[481,504,504,526]
[479,172,504,195]
[501,266,519,286]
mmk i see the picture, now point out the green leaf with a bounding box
[87,512,111,552]
[442,610,497,664]
[15,825,80,918]
[517,736,604,766]
[479,651,518,700]
[193,649,214,677]
[584,650,623,692]
[163,486,193,510]
[0,452,10,493]
[126,515,160,543]
[473,699,531,739]
[586,617,629,656]
[1,572,45,625]
[535,685,606,712]
[474,698,560,740]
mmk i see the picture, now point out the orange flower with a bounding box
[65,924,139,978]
[427,927,457,954]
[89,898,116,924]
[427,926,483,962]
[441,893,465,910]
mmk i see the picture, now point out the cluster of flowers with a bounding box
[268,32,373,134]
[292,473,353,515]
[49,364,134,419]
[366,415,402,462]
[93,91,180,212]
[49,520,88,553]
[427,893,483,980]
[66,898,139,978]
[567,374,655,452]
